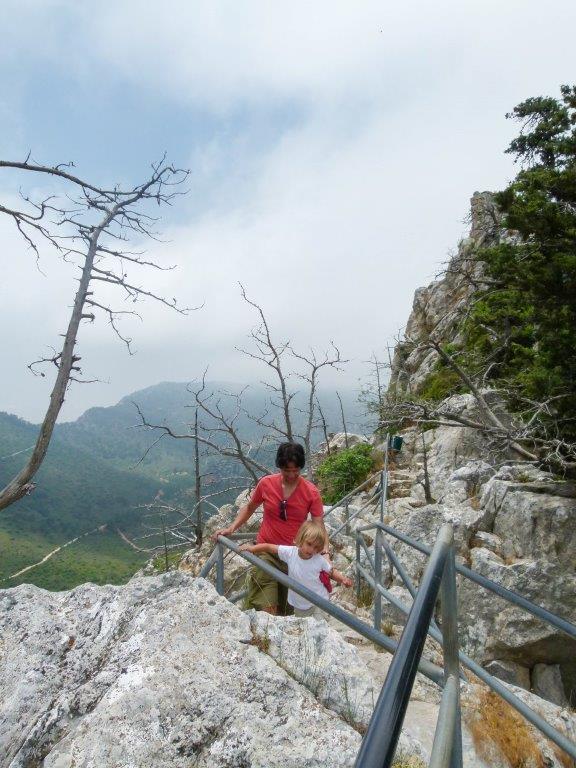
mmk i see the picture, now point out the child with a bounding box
[240,520,353,618]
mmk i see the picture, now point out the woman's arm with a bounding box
[212,498,259,540]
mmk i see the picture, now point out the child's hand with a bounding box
[341,576,353,588]
[239,543,255,553]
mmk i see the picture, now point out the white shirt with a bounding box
[278,545,331,610]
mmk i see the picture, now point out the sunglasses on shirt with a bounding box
[279,499,288,521]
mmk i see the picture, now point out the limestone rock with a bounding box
[481,469,576,568]
[0,574,363,767]
[470,531,503,558]
[484,660,530,690]
[531,664,569,708]
[390,192,501,394]
[458,548,576,692]
[317,432,369,455]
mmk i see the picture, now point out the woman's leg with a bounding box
[244,552,287,614]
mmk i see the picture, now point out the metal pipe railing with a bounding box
[357,521,576,640]
[354,524,454,767]
[429,675,459,768]
[201,495,576,763]
[439,538,462,768]
[356,523,576,761]
[357,536,376,574]
[373,527,383,631]
[331,489,382,537]
[209,535,445,686]
[357,562,468,683]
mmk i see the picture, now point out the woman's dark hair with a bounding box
[275,442,305,469]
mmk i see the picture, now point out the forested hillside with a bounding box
[0,382,360,590]
[0,413,159,589]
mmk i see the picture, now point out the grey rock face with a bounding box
[470,531,503,557]
[482,469,576,569]
[389,192,501,394]
[376,419,576,707]
[484,660,531,690]
[0,574,362,768]
[531,664,569,708]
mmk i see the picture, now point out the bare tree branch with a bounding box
[0,156,196,511]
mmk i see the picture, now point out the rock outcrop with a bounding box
[379,423,576,706]
[0,574,365,767]
[389,192,502,394]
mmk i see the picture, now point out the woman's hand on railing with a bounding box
[211,526,234,541]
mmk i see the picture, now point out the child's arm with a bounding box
[239,542,279,556]
[330,568,353,588]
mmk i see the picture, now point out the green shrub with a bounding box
[418,363,464,402]
[316,443,375,504]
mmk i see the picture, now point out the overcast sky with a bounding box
[1,0,575,423]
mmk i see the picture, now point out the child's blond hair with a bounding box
[294,521,325,550]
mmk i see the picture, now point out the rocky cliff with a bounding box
[389,191,502,394]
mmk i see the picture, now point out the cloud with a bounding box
[1,0,575,421]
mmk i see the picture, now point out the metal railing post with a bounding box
[216,541,225,595]
[374,527,383,632]
[381,434,389,523]
[355,534,362,603]
[355,524,452,767]
[345,500,350,535]
[429,675,459,768]
[441,534,463,768]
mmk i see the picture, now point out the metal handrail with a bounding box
[207,535,444,685]
[354,524,462,767]
[200,510,576,763]
[355,522,576,761]
[357,521,576,640]
[330,489,382,537]
[208,530,464,767]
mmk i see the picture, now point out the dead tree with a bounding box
[135,285,346,481]
[336,391,349,448]
[315,397,331,456]
[190,286,345,474]
[0,156,194,511]
[194,409,203,546]
[379,325,576,472]
[291,343,344,462]
[128,480,250,566]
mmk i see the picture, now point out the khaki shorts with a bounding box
[244,552,293,616]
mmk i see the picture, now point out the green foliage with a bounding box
[464,85,576,441]
[316,443,375,504]
[151,550,182,573]
[0,527,146,590]
[0,412,155,589]
[418,363,464,402]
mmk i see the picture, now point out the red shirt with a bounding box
[251,474,324,545]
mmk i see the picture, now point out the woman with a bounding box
[213,442,329,615]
